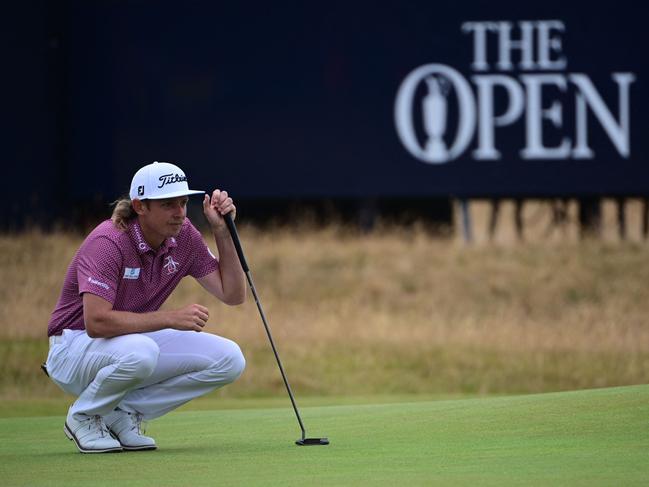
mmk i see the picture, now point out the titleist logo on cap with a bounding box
[157,173,188,188]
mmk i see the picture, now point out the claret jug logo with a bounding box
[394,20,636,164]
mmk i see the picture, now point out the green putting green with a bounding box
[2,385,648,486]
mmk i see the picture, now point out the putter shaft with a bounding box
[244,270,308,439]
[224,214,311,442]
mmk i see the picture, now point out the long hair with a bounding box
[110,197,137,230]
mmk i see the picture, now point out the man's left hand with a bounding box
[203,189,236,232]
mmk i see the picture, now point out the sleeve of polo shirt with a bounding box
[187,222,220,279]
[76,236,122,304]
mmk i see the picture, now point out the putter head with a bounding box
[296,437,329,446]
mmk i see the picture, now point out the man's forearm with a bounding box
[86,309,176,338]
[212,227,247,305]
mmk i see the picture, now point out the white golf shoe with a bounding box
[64,414,123,453]
[104,408,157,451]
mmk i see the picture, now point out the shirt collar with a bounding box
[160,235,178,253]
[129,220,178,255]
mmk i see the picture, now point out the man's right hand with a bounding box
[170,304,210,332]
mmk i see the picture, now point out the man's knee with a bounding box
[224,344,246,383]
[210,340,246,384]
[118,336,159,380]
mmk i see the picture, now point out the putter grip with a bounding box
[224,213,250,273]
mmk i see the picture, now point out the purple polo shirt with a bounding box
[47,218,219,336]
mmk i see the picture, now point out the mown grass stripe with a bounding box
[1,385,647,486]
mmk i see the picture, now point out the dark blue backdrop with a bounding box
[4,0,648,225]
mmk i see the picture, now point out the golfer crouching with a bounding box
[45,161,246,453]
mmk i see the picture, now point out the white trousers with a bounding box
[46,329,245,421]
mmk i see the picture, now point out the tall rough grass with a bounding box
[1,199,648,399]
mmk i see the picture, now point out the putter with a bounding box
[224,213,329,446]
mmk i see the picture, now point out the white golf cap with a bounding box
[129,161,204,200]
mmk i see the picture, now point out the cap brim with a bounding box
[141,189,205,200]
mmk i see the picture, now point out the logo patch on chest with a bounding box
[163,256,179,275]
[123,267,141,280]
